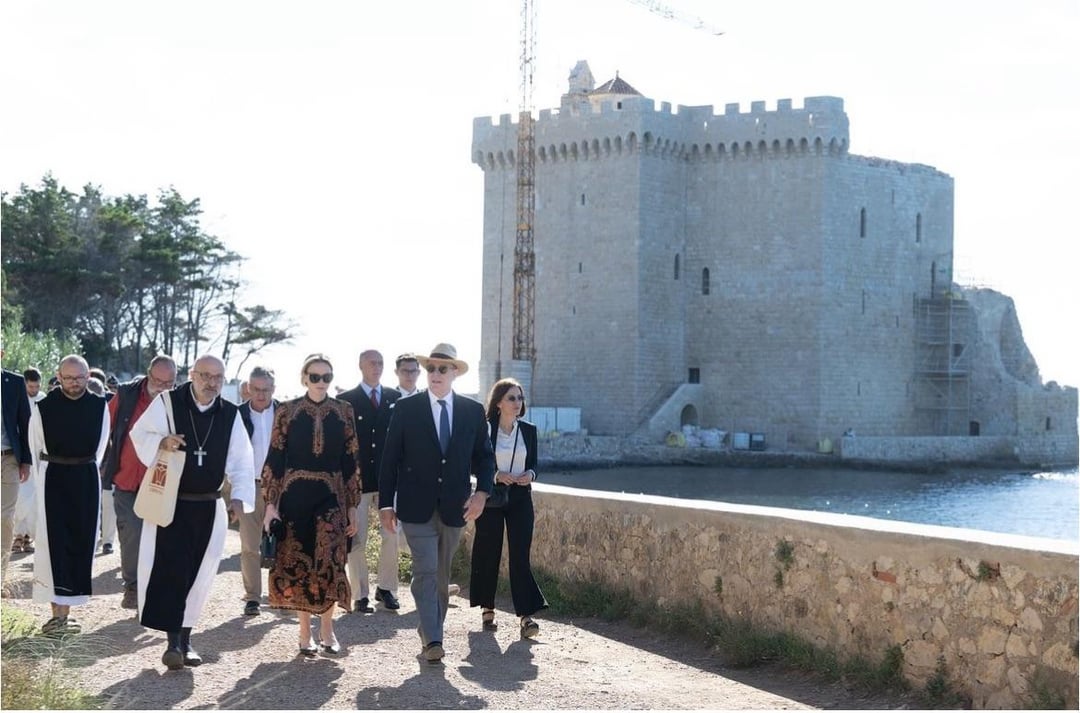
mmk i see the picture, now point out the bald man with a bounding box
[29,355,110,635]
[129,355,254,670]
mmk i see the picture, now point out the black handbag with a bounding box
[485,425,519,509]
[485,483,509,509]
[261,517,285,568]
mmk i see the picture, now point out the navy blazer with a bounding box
[337,384,399,493]
[379,390,495,528]
[1,369,32,465]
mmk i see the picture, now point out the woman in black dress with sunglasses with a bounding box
[263,354,361,656]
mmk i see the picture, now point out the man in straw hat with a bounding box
[379,343,495,664]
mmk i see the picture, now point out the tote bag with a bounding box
[133,391,185,527]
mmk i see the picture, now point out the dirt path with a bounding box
[4,531,905,709]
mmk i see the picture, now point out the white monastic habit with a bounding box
[29,399,110,605]
[129,388,254,628]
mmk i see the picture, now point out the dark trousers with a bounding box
[469,486,547,617]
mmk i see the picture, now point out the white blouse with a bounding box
[494,421,527,475]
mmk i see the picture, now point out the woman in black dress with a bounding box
[263,354,361,656]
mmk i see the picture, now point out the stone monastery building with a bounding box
[471,61,1077,465]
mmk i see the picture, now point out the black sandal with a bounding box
[520,617,539,639]
[482,609,498,631]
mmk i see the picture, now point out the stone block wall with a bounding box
[524,484,1078,709]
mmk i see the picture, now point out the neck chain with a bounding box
[188,411,215,468]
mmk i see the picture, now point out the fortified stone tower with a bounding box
[472,61,1077,460]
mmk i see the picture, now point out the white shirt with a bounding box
[396,385,418,397]
[494,421,527,474]
[428,390,453,443]
[129,389,255,513]
[249,403,274,479]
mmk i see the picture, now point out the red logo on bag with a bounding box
[151,461,168,487]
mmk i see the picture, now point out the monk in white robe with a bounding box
[129,355,254,670]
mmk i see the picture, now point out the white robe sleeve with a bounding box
[96,404,111,466]
[28,402,44,478]
[129,393,170,467]
[224,416,255,513]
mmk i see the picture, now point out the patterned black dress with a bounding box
[263,396,361,614]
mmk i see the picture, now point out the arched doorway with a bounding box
[680,404,698,428]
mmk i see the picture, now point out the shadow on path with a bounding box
[355,657,487,710]
[203,660,343,710]
[456,631,538,693]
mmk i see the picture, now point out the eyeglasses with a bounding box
[59,374,88,383]
[307,372,333,384]
[398,367,420,375]
[193,371,225,384]
[425,364,454,374]
[250,386,274,395]
[505,395,524,402]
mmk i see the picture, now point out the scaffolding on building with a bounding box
[913,294,973,435]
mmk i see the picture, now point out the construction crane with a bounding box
[511,0,721,370]
[626,0,724,35]
[512,0,537,365]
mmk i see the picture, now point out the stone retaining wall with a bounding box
[525,484,1079,709]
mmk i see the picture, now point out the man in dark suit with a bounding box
[379,343,494,663]
[2,362,33,578]
[338,349,401,612]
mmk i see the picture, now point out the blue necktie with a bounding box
[438,399,450,454]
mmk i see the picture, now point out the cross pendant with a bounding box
[193,447,206,467]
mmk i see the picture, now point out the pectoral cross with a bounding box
[193,447,207,467]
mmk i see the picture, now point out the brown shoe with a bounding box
[121,589,138,610]
[422,641,444,662]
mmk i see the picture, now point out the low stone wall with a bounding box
[838,435,1017,465]
[539,433,1079,470]
[526,484,1079,709]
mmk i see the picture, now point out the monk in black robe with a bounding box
[29,355,110,635]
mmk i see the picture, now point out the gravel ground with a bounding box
[3,530,906,710]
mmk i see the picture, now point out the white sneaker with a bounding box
[447,583,460,596]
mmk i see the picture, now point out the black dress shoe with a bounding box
[162,646,184,670]
[180,627,202,666]
[375,588,400,610]
[355,598,374,613]
[163,631,184,670]
[243,600,260,616]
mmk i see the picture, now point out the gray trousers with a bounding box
[401,512,462,647]
[1,453,20,576]
[113,488,142,591]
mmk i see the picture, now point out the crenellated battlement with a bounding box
[472,95,851,171]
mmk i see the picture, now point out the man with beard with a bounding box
[129,354,254,670]
[29,355,110,634]
[100,355,178,610]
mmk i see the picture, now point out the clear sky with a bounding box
[3,0,1077,399]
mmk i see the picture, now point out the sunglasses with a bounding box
[425,364,453,374]
[505,395,524,402]
[307,372,334,384]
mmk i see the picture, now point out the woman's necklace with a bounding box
[188,411,216,467]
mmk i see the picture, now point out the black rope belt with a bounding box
[40,453,96,465]
[177,491,222,502]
